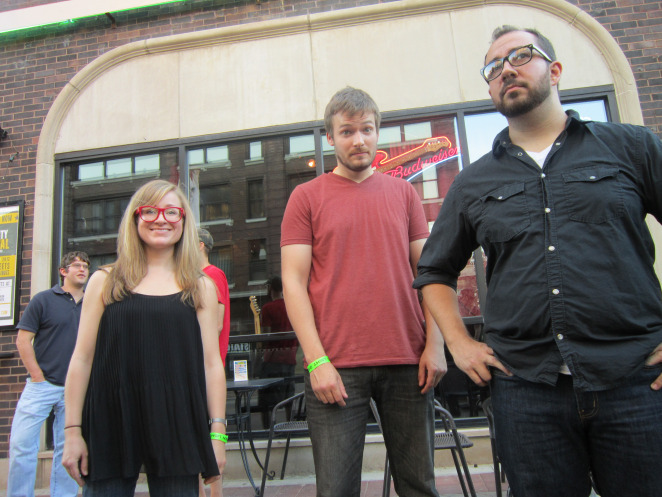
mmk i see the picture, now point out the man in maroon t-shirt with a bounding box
[281,87,446,497]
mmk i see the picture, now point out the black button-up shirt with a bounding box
[414,111,662,391]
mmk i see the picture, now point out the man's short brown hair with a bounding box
[489,25,557,62]
[324,87,381,137]
[59,251,90,283]
[197,228,214,254]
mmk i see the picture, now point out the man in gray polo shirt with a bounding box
[8,251,90,497]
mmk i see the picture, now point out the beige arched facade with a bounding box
[33,0,660,293]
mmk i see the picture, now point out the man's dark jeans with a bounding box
[491,363,662,497]
[305,365,439,497]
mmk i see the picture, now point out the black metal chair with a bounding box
[259,391,308,496]
[380,400,476,497]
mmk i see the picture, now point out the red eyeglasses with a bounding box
[134,205,185,223]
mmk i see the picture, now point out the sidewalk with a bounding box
[18,466,506,497]
[19,464,620,497]
[204,466,506,497]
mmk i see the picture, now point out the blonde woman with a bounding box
[63,180,226,496]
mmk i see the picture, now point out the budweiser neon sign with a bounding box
[373,136,458,180]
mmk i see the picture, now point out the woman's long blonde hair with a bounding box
[102,179,203,308]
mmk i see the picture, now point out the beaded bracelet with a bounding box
[210,432,228,443]
[307,355,330,373]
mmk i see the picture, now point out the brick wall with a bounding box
[567,0,662,133]
[0,0,661,457]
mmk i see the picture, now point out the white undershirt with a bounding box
[525,144,571,375]
[525,144,553,168]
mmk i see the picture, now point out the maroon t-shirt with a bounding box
[281,172,428,368]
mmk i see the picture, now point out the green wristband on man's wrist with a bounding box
[210,432,228,443]
[307,355,330,373]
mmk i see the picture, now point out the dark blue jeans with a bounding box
[305,365,439,497]
[83,474,197,497]
[491,364,662,497]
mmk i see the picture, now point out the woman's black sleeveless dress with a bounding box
[82,292,219,481]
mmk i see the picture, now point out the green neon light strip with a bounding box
[0,0,187,35]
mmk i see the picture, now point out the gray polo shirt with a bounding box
[16,284,83,386]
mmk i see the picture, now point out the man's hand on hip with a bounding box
[645,342,662,390]
[448,335,511,387]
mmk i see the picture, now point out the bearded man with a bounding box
[415,26,662,497]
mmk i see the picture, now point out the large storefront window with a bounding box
[371,115,481,318]
[465,99,609,163]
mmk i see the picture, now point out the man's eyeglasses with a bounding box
[135,205,185,223]
[481,44,554,82]
[67,263,89,271]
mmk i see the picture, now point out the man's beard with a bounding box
[336,151,375,172]
[495,75,551,118]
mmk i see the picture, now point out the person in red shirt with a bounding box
[197,228,230,366]
[197,228,230,497]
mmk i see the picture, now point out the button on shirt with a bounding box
[414,111,662,391]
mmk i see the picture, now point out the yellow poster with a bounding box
[0,203,21,328]
[0,255,16,278]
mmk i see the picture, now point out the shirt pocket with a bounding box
[479,182,531,243]
[562,166,624,224]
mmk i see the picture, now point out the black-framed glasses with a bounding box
[481,44,554,82]
[66,262,89,270]
[135,205,185,223]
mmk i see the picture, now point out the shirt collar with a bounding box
[51,284,66,295]
[492,109,585,156]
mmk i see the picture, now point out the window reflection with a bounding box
[209,246,234,285]
[288,134,315,156]
[106,157,132,178]
[78,162,104,181]
[249,239,267,282]
[134,154,160,174]
[207,145,229,163]
[200,184,230,222]
[247,179,265,219]
[249,141,262,161]
[76,153,162,182]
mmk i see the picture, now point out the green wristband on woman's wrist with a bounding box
[307,355,330,373]
[210,432,228,443]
